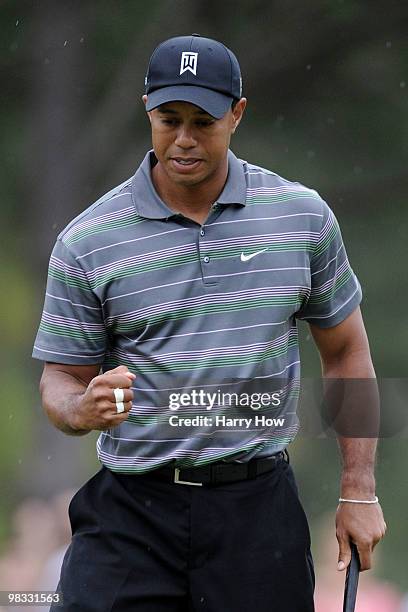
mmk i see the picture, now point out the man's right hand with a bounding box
[40,362,136,436]
[73,365,136,432]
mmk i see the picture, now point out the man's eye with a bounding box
[196,120,214,127]
[161,118,179,125]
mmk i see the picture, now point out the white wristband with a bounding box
[338,495,379,504]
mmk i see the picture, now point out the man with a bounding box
[33,34,386,611]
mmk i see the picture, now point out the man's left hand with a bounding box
[335,501,387,571]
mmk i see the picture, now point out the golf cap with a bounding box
[144,34,242,119]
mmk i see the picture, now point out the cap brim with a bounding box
[145,85,233,119]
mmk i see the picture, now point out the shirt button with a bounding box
[200,229,205,236]
[203,256,210,263]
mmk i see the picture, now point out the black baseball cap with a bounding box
[144,34,242,119]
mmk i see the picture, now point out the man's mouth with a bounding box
[172,157,201,165]
[170,158,203,172]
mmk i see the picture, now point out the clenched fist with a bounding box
[72,365,136,432]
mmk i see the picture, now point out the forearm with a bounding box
[338,438,376,497]
[323,347,379,499]
[40,369,90,436]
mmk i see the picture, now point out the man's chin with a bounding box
[168,171,206,187]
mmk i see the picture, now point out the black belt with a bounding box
[144,451,287,487]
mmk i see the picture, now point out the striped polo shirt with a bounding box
[33,150,362,473]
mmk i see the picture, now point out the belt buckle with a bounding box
[174,467,203,486]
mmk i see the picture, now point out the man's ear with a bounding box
[142,95,152,123]
[231,97,247,134]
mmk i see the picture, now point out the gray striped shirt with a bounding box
[33,150,362,473]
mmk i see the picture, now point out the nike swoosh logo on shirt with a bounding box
[240,249,268,262]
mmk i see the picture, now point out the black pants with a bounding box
[53,460,315,611]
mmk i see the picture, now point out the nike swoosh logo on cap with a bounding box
[240,249,268,262]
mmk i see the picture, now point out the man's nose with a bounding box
[174,125,197,148]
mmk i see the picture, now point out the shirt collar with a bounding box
[131,149,247,220]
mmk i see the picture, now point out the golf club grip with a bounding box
[343,543,360,612]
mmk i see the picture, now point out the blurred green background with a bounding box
[1,0,407,594]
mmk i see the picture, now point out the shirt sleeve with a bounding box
[32,239,108,364]
[296,200,362,328]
